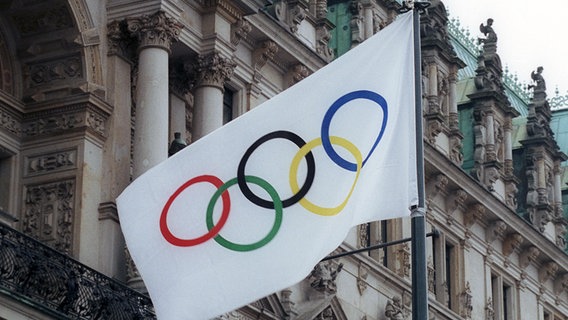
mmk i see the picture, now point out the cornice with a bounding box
[425,143,568,268]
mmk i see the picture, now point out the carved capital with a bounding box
[194,52,236,90]
[127,11,183,53]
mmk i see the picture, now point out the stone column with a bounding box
[503,121,513,174]
[127,11,182,178]
[362,0,374,39]
[428,64,438,97]
[485,112,495,161]
[192,52,236,140]
[448,72,458,129]
[125,11,182,291]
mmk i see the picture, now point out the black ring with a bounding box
[237,130,316,209]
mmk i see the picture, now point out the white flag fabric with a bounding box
[117,11,416,320]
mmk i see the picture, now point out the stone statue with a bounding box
[479,18,497,44]
[529,66,546,92]
[168,132,187,156]
[309,261,343,293]
[385,296,406,320]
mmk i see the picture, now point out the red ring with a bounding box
[160,175,231,247]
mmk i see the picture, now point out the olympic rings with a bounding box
[160,90,389,251]
[321,90,388,171]
[290,136,362,216]
[206,176,283,252]
[160,175,230,247]
[237,131,315,209]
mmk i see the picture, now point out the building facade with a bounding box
[0,0,567,319]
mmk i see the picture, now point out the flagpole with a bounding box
[409,1,430,320]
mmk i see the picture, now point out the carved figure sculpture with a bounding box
[385,296,405,320]
[529,66,546,92]
[479,18,497,43]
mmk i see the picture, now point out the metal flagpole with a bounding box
[409,1,430,320]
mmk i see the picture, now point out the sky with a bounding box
[441,0,568,97]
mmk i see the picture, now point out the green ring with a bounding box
[206,176,283,252]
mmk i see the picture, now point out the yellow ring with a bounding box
[289,136,362,216]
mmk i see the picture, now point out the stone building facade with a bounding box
[0,0,567,319]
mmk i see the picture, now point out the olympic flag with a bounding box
[117,11,416,320]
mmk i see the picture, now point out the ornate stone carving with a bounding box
[519,246,540,269]
[464,203,485,228]
[385,296,408,320]
[505,182,518,210]
[269,0,308,34]
[0,106,21,136]
[486,220,506,243]
[252,41,279,75]
[554,274,568,296]
[127,11,183,52]
[86,109,107,136]
[449,136,463,165]
[485,298,495,320]
[358,223,369,248]
[357,263,369,295]
[22,104,108,140]
[281,288,297,316]
[23,113,82,137]
[23,180,75,254]
[25,55,82,89]
[502,233,523,257]
[25,149,77,177]
[288,1,307,33]
[350,1,364,44]
[125,246,142,286]
[426,117,443,144]
[287,64,310,87]
[194,52,236,90]
[539,261,558,283]
[427,256,435,293]
[555,219,567,249]
[426,173,448,202]
[460,282,473,319]
[396,243,410,278]
[309,261,343,294]
[446,189,467,225]
[316,22,334,61]
[231,18,252,46]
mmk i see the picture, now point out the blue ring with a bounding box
[321,90,388,171]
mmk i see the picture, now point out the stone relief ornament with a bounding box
[309,261,343,294]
